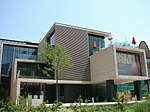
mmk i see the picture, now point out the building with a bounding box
[0,23,149,104]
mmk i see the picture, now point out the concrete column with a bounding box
[144,80,150,93]
[16,81,20,104]
[134,81,142,100]
[106,80,115,102]
[0,43,3,79]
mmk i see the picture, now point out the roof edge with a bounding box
[55,22,111,37]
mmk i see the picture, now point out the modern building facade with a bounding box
[0,23,149,104]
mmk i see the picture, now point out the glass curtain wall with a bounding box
[17,62,54,79]
[14,46,37,60]
[1,45,13,76]
[0,45,38,99]
[1,45,38,76]
[88,35,105,56]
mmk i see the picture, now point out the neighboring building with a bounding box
[0,23,149,104]
[139,41,150,78]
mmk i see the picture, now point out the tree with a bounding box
[39,42,71,102]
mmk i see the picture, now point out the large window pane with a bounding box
[117,52,142,76]
[1,45,14,76]
[88,35,105,56]
[17,62,53,79]
[48,33,55,47]
[1,45,38,76]
[14,46,37,60]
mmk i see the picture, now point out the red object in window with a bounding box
[132,37,136,45]
[93,41,97,48]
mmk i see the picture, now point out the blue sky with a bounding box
[0,0,150,46]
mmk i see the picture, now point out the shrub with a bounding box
[0,96,141,112]
[69,95,91,112]
[115,92,128,103]
[57,107,74,112]
[113,92,129,112]
[0,99,25,112]
[133,100,150,112]
[144,94,150,100]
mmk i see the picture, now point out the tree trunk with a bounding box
[56,73,59,103]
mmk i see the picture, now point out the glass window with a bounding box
[48,33,55,46]
[17,62,53,79]
[14,46,37,60]
[117,52,142,76]
[1,45,38,76]
[60,85,64,96]
[20,82,44,97]
[0,78,10,99]
[1,45,14,76]
[88,35,105,56]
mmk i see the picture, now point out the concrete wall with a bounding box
[38,36,47,54]
[10,59,18,102]
[0,43,3,78]
[90,45,116,84]
[90,45,148,84]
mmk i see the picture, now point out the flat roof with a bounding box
[0,38,39,46]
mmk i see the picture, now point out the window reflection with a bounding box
[17,62,54,79]
[14,46,37,60]
[1,45,38,76]
[88,35,105,56]
[50,33,55,46]
[1,46,13,76]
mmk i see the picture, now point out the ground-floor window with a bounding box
[20,82,44,98]
[0,77,10,99]
[20,83,92,103]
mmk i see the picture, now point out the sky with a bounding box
[0,0,150,46]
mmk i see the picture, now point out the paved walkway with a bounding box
[46,100,143,107]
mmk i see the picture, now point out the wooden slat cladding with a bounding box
[55,25,90,81]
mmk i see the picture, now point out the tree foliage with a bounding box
[39,42,72,102]
[39,43,72,77]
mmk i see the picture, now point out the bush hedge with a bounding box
[1,94,150,112]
